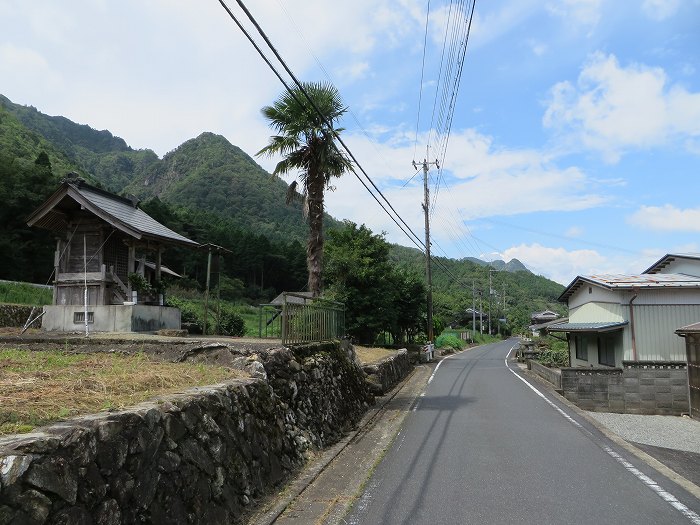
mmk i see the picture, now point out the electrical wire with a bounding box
[220,0,426,251]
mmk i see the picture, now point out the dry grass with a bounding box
[0,349,245,436]
[355,346,400,365]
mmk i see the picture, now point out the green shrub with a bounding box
[435,333,465,351]
[536,338,569,367]
[217,306,245,337]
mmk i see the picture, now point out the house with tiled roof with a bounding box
[27,175,198,332]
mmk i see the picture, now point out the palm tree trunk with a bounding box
[307,167,324,297]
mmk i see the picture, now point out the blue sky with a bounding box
[1,1,699,284]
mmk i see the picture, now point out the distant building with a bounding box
[27,175,198,332]
[528,309,562,336]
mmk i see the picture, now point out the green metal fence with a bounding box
[278,293,345,345]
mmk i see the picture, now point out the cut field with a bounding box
[355,346,401,364]
[0,349,246,436]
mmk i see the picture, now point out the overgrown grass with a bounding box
[355,346,400,364]
[0,282,52,305]
[0,349,245,435]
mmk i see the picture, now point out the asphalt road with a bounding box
[345,339,700,525]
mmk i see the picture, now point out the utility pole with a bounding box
[472,280,476,341]
[479,291,483,334]
[488,269,495,335]
[413,149,439,343]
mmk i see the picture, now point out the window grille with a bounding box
[73,311,94,324]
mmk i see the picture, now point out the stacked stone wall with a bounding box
[362,349,412,395]
[0,305,36,328]
[0,341,380,524]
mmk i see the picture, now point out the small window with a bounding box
[574,335,588,360]
[73,311,94,324]
[588,286,592,294]
[598,335,616,367]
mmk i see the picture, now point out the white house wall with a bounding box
[656,259,700,277]
[568,284,621,309]
[569,302,625,323]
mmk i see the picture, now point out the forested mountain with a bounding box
[0,94,566,329]
[390,244,566,332]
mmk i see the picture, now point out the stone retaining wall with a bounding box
[560,361,689,415]
[0,341,379,524]
[362,349,412,395]
[0,304,36,328]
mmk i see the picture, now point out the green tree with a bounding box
[257,82,354,297]
[325,222,425,344]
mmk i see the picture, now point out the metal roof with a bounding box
[27,180,197,247]
[558,273,700,302]
[675,321,700,335]
[528,317,569,331]
[643,253,700,274]
[546,321,628,333]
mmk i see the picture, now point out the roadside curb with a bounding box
[519,365,700,500]
[249,363,428,525]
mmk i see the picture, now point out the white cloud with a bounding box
[544,53,700,162]
[527,39,547,57]
[500,243,607,285]
[324,128,610,250]
[642,0,681,21]
[466,0,541,49]
[628,205,700,232]
[335,62,370,82]
[546,0,602,33]
[565,226,584,238]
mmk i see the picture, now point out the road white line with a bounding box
[504,344,700,524]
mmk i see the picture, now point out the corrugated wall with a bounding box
[633,304,700,361]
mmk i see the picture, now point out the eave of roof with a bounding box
[546,321,628,333]
[675,321,700,335]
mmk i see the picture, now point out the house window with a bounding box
[73,311,94,324]
[574,335,588,360]
[598,335,616,367]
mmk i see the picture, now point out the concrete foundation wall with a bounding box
[528,360,562,390]
[42,305,181,332]
[560,362,689,415]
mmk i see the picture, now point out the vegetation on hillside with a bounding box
[390,245,566,334]
[0,93,568,333]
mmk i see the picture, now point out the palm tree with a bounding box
[257,82,354,297]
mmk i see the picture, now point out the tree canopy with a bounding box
[325,222,425,345]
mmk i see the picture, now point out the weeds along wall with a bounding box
[0,342,376,524]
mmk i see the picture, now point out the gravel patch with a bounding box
[586,412,700,454]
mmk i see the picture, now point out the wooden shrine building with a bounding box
[27,175,198,332]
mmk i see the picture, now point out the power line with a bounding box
[413,0,432,162]
[218,0,426,251]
